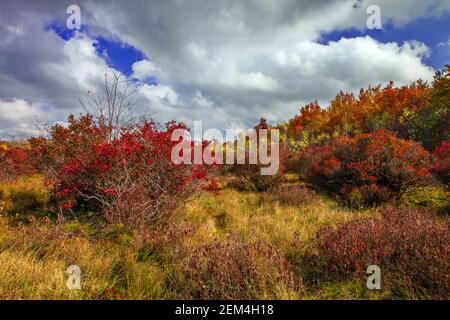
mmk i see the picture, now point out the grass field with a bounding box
[0,174,447,300]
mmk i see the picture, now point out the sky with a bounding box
[0,0,449,138]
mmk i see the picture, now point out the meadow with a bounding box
[0,66,448,300]
[0,173,448,299]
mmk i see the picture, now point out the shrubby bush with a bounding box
[231,163,285,192]
[30,115,216,229]
[432,141,450,188]
[226,177,253,191]
[298,130,432,207]
[0,142,34,182]
[337,184,393,208]
[316,207,449,298]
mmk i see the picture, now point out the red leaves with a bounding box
[60,161,83,175]
[201,179,219,192]
[298,130,433,206]
[101,188,118,196]
[59,199,76,210]
[317,207,449,298]
[0,143,35,181]
[432,141,450,187]
[31,114,217,227]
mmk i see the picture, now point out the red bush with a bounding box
[30,115,216,228]
[316,207,449,298]
[298,130,432,206]
[432,141,450,188]
[0,143,34,181]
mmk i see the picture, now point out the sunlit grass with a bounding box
[0,174,443,299]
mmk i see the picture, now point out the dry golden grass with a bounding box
[0,174,437,299]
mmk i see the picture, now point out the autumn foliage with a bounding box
[317,207,449,298]
[432,141,450,188]
[298,130,432,206]
[29,114,216,228]
[0,142,34,182]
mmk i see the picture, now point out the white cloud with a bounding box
[0,99,45,137]
[140,83,178,112]
[43,33,111,91]
[0,98,43,122]
[276,36,434,86]
[131,59,161,80]
[218,70,279,91]
[192,91,214,109]
[437,37,450,54]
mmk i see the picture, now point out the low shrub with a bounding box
[337,184,393,208]
[432,141,450,188]
[179,235,300,299]
[229,119,287,192]
[229,164,285,191]
[29,115,216,229]
[0,143,34,182]
[226,177,253,191]
[298,130,433,207]
[316,207,449,298]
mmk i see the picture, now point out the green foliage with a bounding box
[401,186,450,213]
[412,66,450,149]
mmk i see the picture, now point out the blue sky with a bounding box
[45,20,155,82]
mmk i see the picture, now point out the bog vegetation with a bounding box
[0,67,449,299]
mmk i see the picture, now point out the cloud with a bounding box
[140,83,178,112]
[437,37,450,54]
[0,99,45,137]
[132,60,161,80]
[0,0,448,137]
[44,33,111,91]
[276,37,434,87]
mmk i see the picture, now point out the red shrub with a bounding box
[30,115,216,228]
[432,141,450,188]
[0,143,34,181]
[316,207,449,298]
[298,130,432,206]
